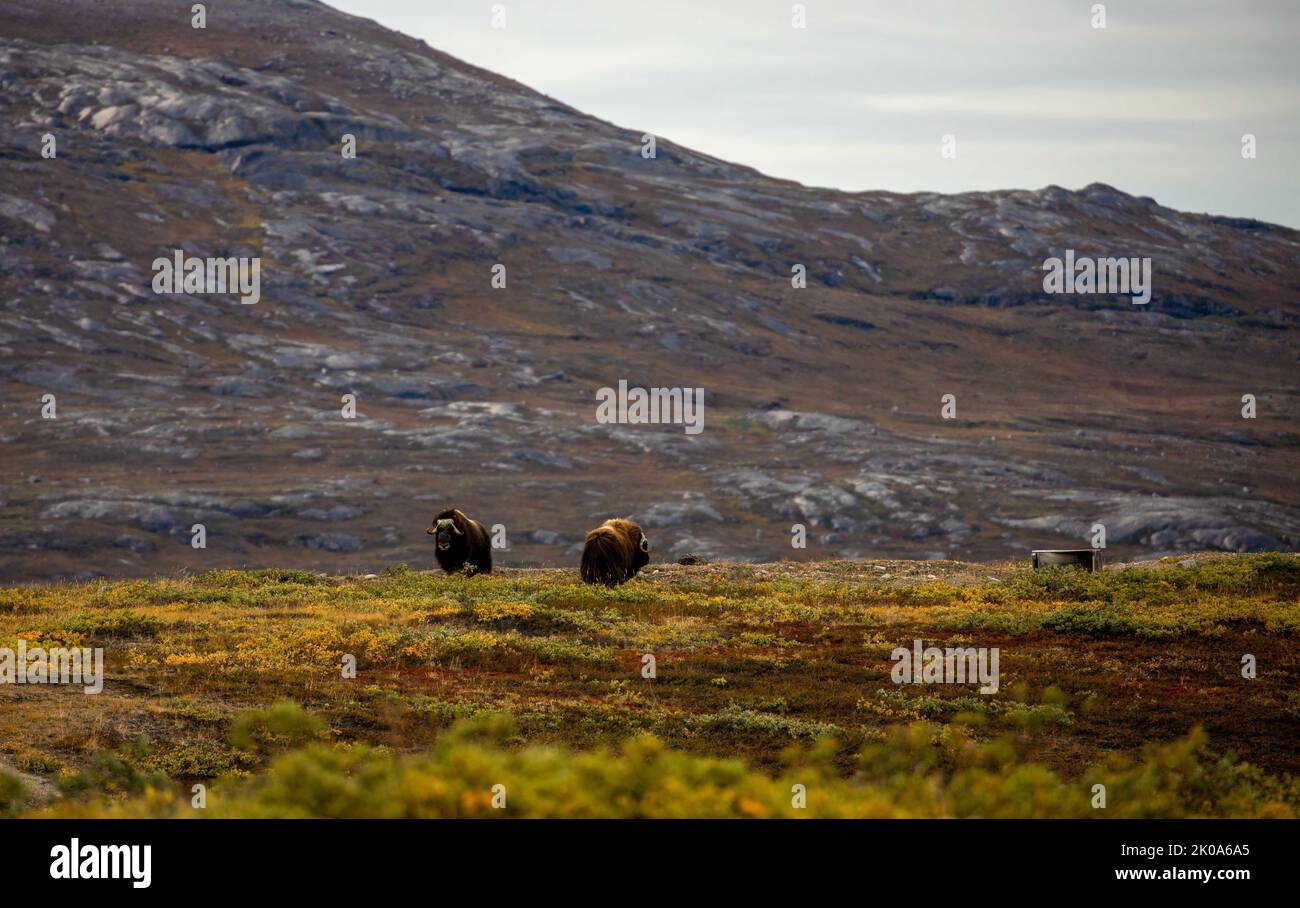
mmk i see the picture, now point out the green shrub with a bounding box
[52,610,162,638]
[58,750,171,797]
[230,702,329,753]
[692,705,840,739]
[0,770,26,818]
[195,568,330,588]
[143,743,258,779]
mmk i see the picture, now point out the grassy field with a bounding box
[2,553,1298,818]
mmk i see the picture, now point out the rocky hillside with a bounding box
[1,0,1297,580]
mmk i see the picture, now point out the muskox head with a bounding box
[631,525,650,573]
[426,515,464,553]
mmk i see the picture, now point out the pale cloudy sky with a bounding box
[330,0,1300,227]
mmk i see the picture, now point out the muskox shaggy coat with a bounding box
[580,518,650,587]
[426,508,493,575]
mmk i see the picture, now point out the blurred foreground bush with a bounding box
[32,706,1299,819]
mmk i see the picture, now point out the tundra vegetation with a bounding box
[1,554,1298,818]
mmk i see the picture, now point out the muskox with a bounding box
[426,507,493,575]
[580,518,650,586]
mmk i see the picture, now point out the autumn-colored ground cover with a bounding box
[2,553,1297,817]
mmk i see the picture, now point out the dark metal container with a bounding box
[1031,549,1103,572]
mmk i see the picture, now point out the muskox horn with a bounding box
[639,536,650,553]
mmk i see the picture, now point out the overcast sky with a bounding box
[331,0,1300,228]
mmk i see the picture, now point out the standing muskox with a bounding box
[426,507,493,575]
[580,518,650,586]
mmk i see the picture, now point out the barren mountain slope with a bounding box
[0,0,1297,580]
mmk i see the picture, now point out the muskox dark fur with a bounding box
[426,507,492,575]
[580,518,650,587]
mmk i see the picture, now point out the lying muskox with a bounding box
[426,507,492,575]
[580,518,650,586]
